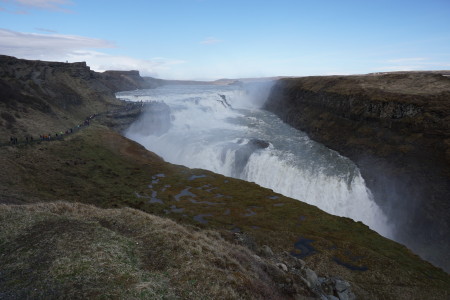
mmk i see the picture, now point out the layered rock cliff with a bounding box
[0,55,162,138]
[264,73,450,272]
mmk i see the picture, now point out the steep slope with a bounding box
[264,73,450,272]
[0,201,320,299]
[0,55,162,140]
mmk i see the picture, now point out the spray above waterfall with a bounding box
[119,82,393,238]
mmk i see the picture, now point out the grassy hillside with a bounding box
[0,201,305,299]
[1,124,449,299]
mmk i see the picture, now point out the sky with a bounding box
[0,0,449,80]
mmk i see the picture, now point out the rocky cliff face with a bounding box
[0,55,163,138]
[264,73,450,272]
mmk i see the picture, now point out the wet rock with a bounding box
[334,279,354,300]
[303,268,320,288]
[276,263,288,272]
[248,138,270,149]
[260,245,274,257]
[226,138,270,177]
[233,232,257,251]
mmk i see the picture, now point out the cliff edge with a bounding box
[0,55,162,138]
[264,72,450,272]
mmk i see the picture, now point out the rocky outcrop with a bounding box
[264,73,450,272]
[0,55,163,138]
[101,70,163,92]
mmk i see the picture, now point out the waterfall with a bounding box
[120,83,392,238]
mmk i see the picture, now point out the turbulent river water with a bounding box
[118,83,392,238]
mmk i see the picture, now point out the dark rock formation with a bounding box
[224,138,270,177]
[101,70,163,92]
[0,55,163,137]
[264,73,450,272]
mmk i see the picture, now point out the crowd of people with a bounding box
[6,114,97,146]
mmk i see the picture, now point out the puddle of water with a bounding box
[175,187,196,201]
[333,257,368,271]
[189,174,207,180]
[197,184,212,190]
[189,199,224,206]
[223,209,231,215]
[231,226,241,233]
[161,184,171,192]
[243,209,256,217]
[135,191,163,204]
[170,205,184,213]
[193,214,213,224]
[268,195,279,200]
[290,238,316,259]
[150,190,163,204]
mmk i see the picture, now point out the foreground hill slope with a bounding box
[0,201,307,299]
[0,124,449,299]
[265,73,450,272]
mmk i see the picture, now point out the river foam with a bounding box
[120,83,392,238]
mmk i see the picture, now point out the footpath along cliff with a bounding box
[264,72,450,272]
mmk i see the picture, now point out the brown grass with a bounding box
[0,201,296,299]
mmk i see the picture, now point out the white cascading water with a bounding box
[119,83,392,238]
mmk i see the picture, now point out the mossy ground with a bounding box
[1,121,449,299]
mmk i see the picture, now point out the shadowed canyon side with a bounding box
[264,73,450,272]
[1,57,450,299]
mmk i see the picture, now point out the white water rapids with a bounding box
[119,83,392,237]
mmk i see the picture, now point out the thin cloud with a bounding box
[200,37,222,45]
[35,27,58,33]
[0,28,185,78]
[386,57,428,63]
[379,57,450,72]
[70,51,186,77]
[1,0,73,12]
[0,28,115,58]
[15,0,71,11]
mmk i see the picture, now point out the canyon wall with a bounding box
[264,73,450,272]
[0,55,163,137]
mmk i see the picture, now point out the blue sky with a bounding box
[1,0,449,80]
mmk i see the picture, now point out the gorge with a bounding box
[264,74,450,273]
[0,56,449,299]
